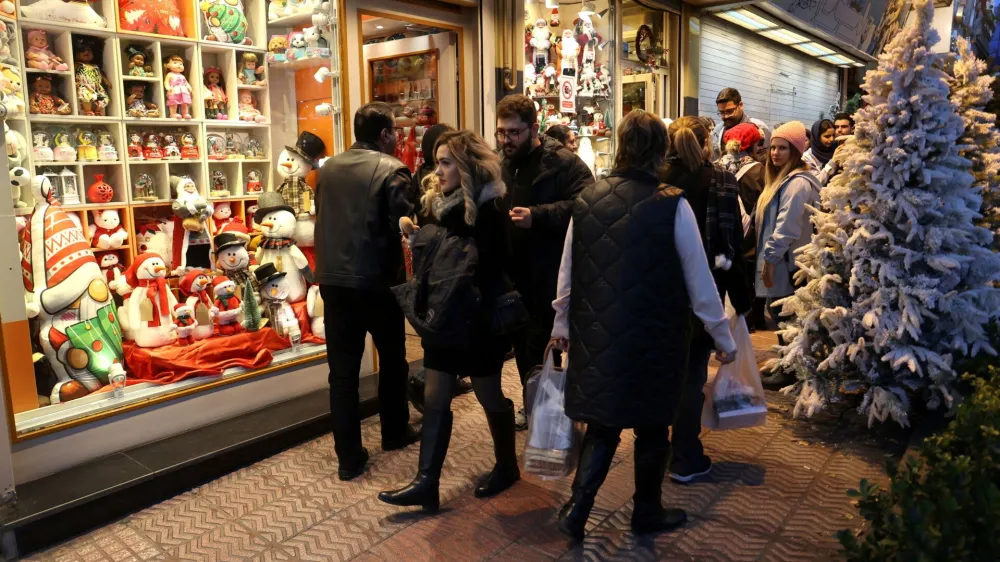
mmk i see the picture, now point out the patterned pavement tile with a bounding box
[195,468,288,520]
[126,495,231,552]
[491,541,555,561]
[670,519,771,562]
[170,521,270,562]
[279,515,379,562]
[366,509,512,562]
[704,486,796,536]
[235,493,326,544]
[256,448,341,489]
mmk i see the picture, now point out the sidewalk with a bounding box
[26,332,904,562]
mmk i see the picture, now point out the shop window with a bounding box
[524,0,615,178]
[621,0,680,119]
[4,0,347,437]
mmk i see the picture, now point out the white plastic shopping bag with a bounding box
[702,314,767,430]
[523,344,584,479]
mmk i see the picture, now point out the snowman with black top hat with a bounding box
[255,262,300,343]
[275,131,325,248]
[253,191,312,303]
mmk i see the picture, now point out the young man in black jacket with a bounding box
[315,102,420,480]
[496,94,594,428]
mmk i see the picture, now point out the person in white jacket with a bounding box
[547,110,736,541]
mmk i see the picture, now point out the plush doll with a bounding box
[74,37,111,116]
[29,75,71,115]
[211,201,241,231]
[212,276,243,335]
[89,209,128,249]
[201,0,250,45]
[254,263,300,340]
[238,53,266,85]
[173,303,197,345]
[25,30,69,71]
[276,132,324,246]
[99,252,124,291]
[302,26,325,48]
[21,173,123,404]
[214,232,255,295]
[163,55,193,119]
[577,63,597,97]
[306,284,324,340]
[6,123,27,168]
[119,253,178,347]
[10,166,28,208]
[267,0,291,21]
[286,32,306,60]
[203,67,228,120]
[0,63,25,114]
[170,176,214,275]
[253,192,312,303]
[529,18,551,68]
[178,269,216,340]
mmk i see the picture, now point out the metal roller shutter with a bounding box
[699,16,841,129]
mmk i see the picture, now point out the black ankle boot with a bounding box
[475,399,520,498]
[378,409,453,511]
[630,440,686,534]
[557,431,618,540]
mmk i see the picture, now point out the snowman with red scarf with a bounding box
[119,253,178,348]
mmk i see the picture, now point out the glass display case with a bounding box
[523,0,615,178]
[2,0,347,438]
[369,49,440,173]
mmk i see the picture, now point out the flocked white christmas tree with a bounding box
[772,0,1000,426]
[948,36,1000,249]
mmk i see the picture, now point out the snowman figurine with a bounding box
[214,232,256,296]
[276,131,325,247]
[306,285,324,340]
[99,252,124,291]
[254,262,301,343]
[179,269,217,341]
[253,192,313,303]
[173,303,197,346]
[119,253,178,348]
[212,276,243,335]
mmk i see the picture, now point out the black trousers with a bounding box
[579,422,671,503]
[670,347,711,467]
[512,306,555,399]
[321,285,410,462]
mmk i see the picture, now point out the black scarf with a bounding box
[810,120,837,166]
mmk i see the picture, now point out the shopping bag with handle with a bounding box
[523,343,584,479]
[702,314,767,430]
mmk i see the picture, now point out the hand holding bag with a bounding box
[702,314,767,430]
[523,343,584,479]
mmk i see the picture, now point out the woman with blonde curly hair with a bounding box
[379,129,520,511]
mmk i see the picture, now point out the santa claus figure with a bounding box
[211,202,243,233]
[178,269,216,340]
[212,276,243,335]
[529,18,551,69]
[558,29,579,76]
[170,176,214,276]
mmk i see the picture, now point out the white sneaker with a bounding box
[514,408,528,431]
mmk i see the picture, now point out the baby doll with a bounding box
[25,30,68,71]
[203,66,228,120]
[237,90,266,123]
[126,83,159,117]
[74,37,111,116]
[238,53,266,86]
[125,45,153,77]
[163,55,193,119]
[28,75,71,115]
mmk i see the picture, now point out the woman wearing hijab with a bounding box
[801,120,837,185]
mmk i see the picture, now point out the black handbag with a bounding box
[491,276,530,335]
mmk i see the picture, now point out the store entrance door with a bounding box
[621,0,680,119]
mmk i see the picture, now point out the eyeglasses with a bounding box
[717,107,740,118]
[495,126,529,141]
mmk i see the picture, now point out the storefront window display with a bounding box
[620,0,680,120]
[2,0,346,437]
[524,0,614,178]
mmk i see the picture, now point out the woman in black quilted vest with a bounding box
[379,130,520,511]
[549,110,738,540]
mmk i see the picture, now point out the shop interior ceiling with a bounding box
[362,17,443,41]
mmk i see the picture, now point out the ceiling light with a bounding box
[376,25,383,29]
[715,9,778,31]
[790,41,835,57]
[819,53,855,65]
[758,28,810,45]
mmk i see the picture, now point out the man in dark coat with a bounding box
[496,94,594,429]
[314,102,420,481]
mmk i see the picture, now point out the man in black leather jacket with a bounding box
[315,102,420,480]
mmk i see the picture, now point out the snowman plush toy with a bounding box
[119,253,178,348]
[254,262,301,342]
[254,191,313,303]
[213,231,256,295]
[275,131,325,247]
[89,209,128,249]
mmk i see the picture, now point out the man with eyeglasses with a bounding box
[496,94,594,430]
[710,88,771,161]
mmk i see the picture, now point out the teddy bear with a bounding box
[89,209,128,249]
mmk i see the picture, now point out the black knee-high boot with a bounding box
[557,429,618,540]
[475,399,520,498]
[631,439,686,533]
[377,408,453,511]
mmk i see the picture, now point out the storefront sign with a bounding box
[558,75,576,113]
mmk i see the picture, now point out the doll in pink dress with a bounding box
[203,66,228,120]
[25,30,68,71]
[164,55,193,120]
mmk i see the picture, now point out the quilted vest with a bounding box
[566,170,692,428]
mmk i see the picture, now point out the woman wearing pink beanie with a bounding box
[753,120,821,388]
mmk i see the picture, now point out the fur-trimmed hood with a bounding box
[429,180,506,223]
